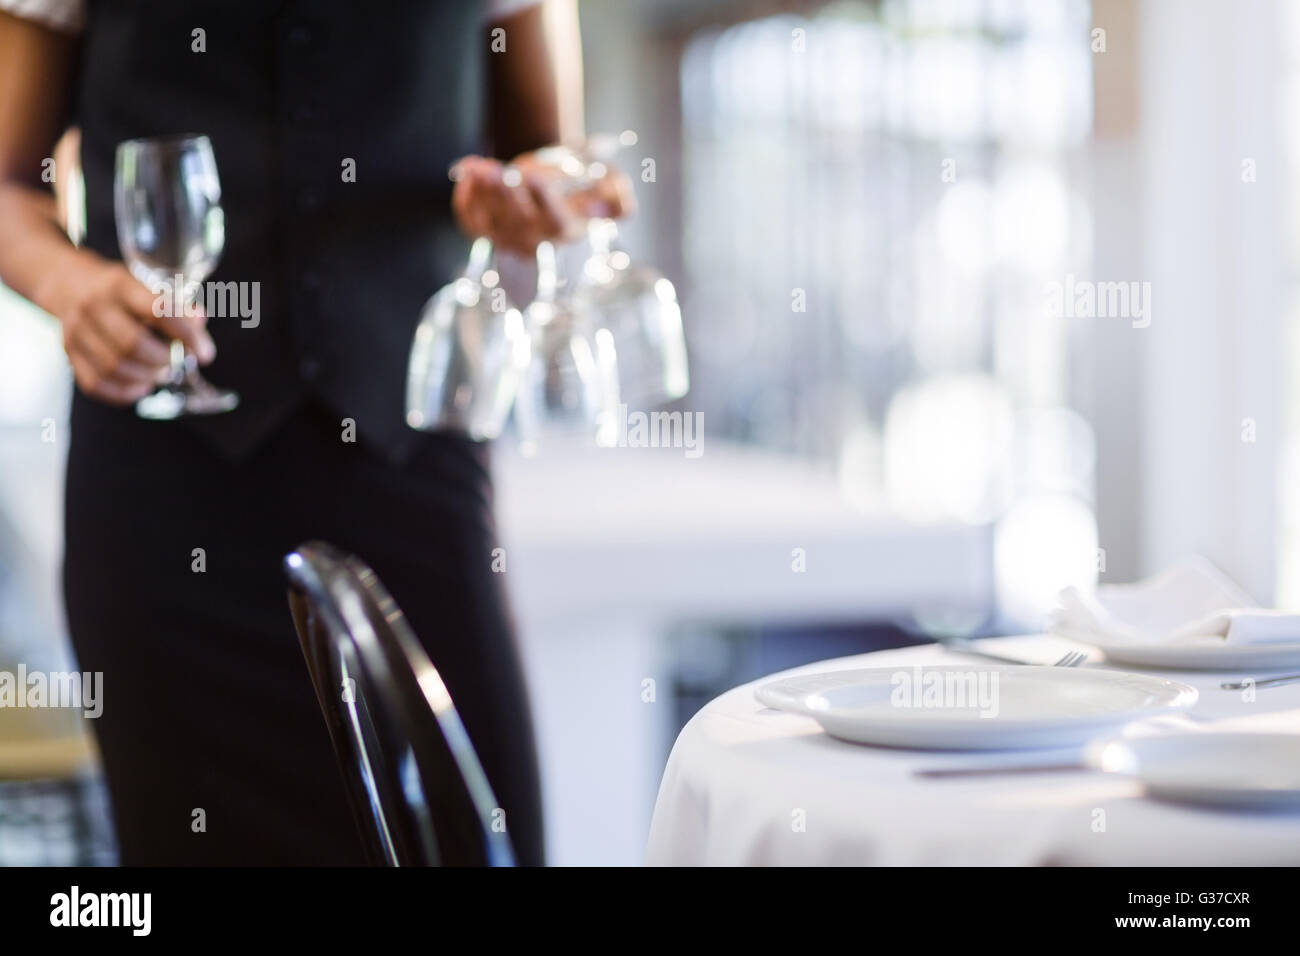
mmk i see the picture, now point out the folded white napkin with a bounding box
[1050,557,1300,646]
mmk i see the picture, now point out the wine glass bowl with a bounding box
[114,134,237,419]
[517,301,608,431]
[512,242,620,450]
[571,239,689,410]
[406,238,530,441]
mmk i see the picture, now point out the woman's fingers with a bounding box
[140,291,216,365]
[107,267,211,365]
[108,266,215,366]
[74,310,162,386]
[588,167,636,219]
[451,157,496,238]
[488,190,539,255]
[115,271,162,323]
[97,303,172,367]
[451,152,617,253]
[53,258,218,405]
[67,347,153,406]
[478,165,530,250]
[523,169,580,243]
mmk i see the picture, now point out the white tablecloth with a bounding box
[646,635,1300,866]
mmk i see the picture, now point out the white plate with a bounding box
[1087,733,1300,809]
[1088,637,1300,671]
[755,666,1198,750]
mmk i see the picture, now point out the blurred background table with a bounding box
[495,436,993,865]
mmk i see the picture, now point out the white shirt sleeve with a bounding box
[0,0,85,33]
[0,1,540,34]
[489,0,544,18]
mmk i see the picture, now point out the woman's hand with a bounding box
[43,253,216,406]
[450,149,636,256]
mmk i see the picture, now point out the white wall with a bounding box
[1137,0,1282,602]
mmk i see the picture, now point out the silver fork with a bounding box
[939,638,1087,668]
[1053,651,1089,668]
[1220,673,1300,690]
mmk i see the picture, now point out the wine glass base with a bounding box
[136,383,240,420]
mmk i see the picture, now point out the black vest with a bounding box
[75,0,486,460]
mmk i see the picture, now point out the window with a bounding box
[677,0,1097,621]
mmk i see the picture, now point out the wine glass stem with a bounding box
[166,284,200,385]
[466,236,493,280]
[535,241,559,301]
[588,217,618,254]
[168,340,189,385]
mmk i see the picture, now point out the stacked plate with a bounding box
[1086,733,1300,810]
[1084,638,1300,671]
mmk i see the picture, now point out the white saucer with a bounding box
[755,666,1198,751]
[1086,637,1300,671]
[1087,732,1300,809]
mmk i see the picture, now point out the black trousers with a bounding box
[62,391,544,865]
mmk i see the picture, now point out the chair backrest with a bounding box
[284,541,515,867]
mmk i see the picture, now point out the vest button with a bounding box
[297,188,321,212]
[300,270,321,293]
[288,25,311,47]
[299,355,322,381]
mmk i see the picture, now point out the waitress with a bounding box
[0,0,626,865]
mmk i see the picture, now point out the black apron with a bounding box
[63,0,544,864]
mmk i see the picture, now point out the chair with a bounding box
[283,541,514,866]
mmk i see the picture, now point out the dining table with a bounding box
[645,634,1300,866]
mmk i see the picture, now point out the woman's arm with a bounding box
[488,0,584,158]
[0,11,209,404]
[452,0,631,255]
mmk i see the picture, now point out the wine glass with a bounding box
[114,134,237,419]
[570,217,689,409]
[525,136,690,410]
[513,241,619,453]
[406,237,531,440]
